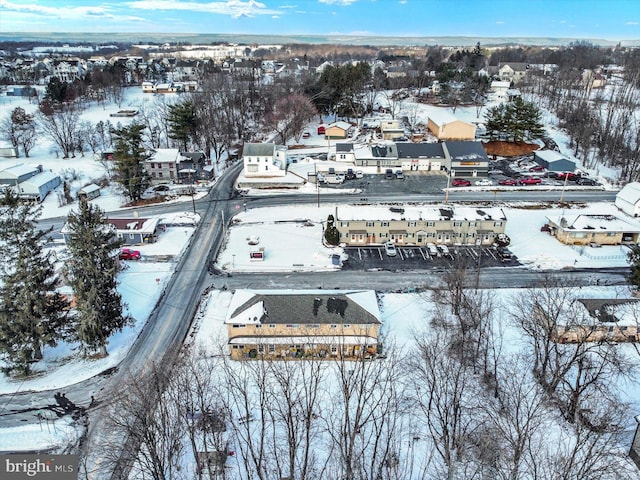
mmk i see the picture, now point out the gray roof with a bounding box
[396,142,445,159]
[243,143,275,157]
[445,141,488,161]
[336,143,354,153]
[231,292,381,325]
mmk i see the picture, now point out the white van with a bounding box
[437,244,450,256]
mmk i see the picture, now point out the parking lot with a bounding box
[342,244,517,271]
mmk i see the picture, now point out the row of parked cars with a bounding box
[384,241,449,257]
[453,172,600,188]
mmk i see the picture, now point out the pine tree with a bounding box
[167,101,198,152]
[64,200,128,357]
[0,190,68,376]
[484,97,545,143]
[112,123,151,202]
[627,245,640,290]
[324,214,340,246]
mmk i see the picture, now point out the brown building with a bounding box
[546,213,640,246]
[225,289,381,360]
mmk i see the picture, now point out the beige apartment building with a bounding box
[546,213,640,246]
[334,205,507,246]
[225,289,381,360]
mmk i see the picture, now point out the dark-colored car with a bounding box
[519,176,542,185]
[452,179,472,187]
[499,178,519,186]
[385,169,394,179]
[576,177,599,186]
[119,248,141,260]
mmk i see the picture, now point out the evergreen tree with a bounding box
[167,101,198,152]
[112,123,151,202]
[484,97,545,142]
[0,190,68,376]
[64,200,128,357]
[324,214,340,246]
[627,245,640,290]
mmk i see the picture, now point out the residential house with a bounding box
[616,182,640,217]
[178,151,209,183]
[396,142,446,172]
[533,150,576,172]
[443,141,489,178]
[14,170,61,202]
[334,204,507,246]
[380,120,404,140]
[335,143,356,164]
[145,148,181,184]
[498,62,528,83]
[545,213,640,246]
[582,69,606,90]
[427,111,476,141]
[224,289,382,360]
[553,299,640,344]
[490,80,512,101]
[61,217,159,245]
[325,121,352,140]
[242,143,287,178]
[0,163,41,185]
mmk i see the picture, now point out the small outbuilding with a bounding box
[325,121,351,140]
[78,183,101,201]
[16,171,61,202]
[427,111,476,141]
[615,182,640,217]
[533,150,576,172]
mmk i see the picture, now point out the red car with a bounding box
[530,165,545,172]
[554,172,577,181]
[119,248,141,260]
[519,176,542,185]
[499,178,518,186]
[452,179,471,187]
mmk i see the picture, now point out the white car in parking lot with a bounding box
[437,244,450,255]
[475,178,493,186]
[426,243,438,256]
[384,241,397,257]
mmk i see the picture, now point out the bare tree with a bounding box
[37,101,82,158]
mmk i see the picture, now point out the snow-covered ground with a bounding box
[1,86,638,456]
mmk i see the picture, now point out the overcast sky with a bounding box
[0,0,638,40]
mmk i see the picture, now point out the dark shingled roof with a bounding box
[231,293,380,325]
[336,143,354,153]
[445,141,488,161]
[396,142,445,159]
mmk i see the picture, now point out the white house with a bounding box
[616,182,640,218]
[242,143,287,178]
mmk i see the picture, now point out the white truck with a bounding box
[323,174,344,185]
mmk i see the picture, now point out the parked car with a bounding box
[475,178,493,186]
[553,172,577,181]
[496,247,513,262]
[519,176,542,185]
[529,165,545,172]
[452,179,471,187]
[384,241,397,257]
[119,248,141,260]
[576,177,599,186]
[395,170,404,179]
[437,244,450,255]
[302,132,311,139]
[345,168,356,180]
[426,243,439,256]
[355,170,364,179]
[499,178,519,186]
[385,169,394,179]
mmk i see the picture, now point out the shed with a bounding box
[534,150,576,172]
[325,121,351,140]
[615,182,640,217]
[78,183,101,201]
[427,111,476,140]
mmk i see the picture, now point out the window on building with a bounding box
[255,324,262,329]
[366,221,375,227]
[268,345,275,353]
[269,324,276,328]
[494,221,503,227]
[232,324,244,328]
[453,221,462,227]
[330,324,337,329]
[381,221,389,227]
[426,221,435,227]
[286,324,300,328]
[408,222,416,227]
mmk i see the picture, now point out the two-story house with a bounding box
[225,289,382,360]
[145,148,181,184]
[242,143,287,178]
